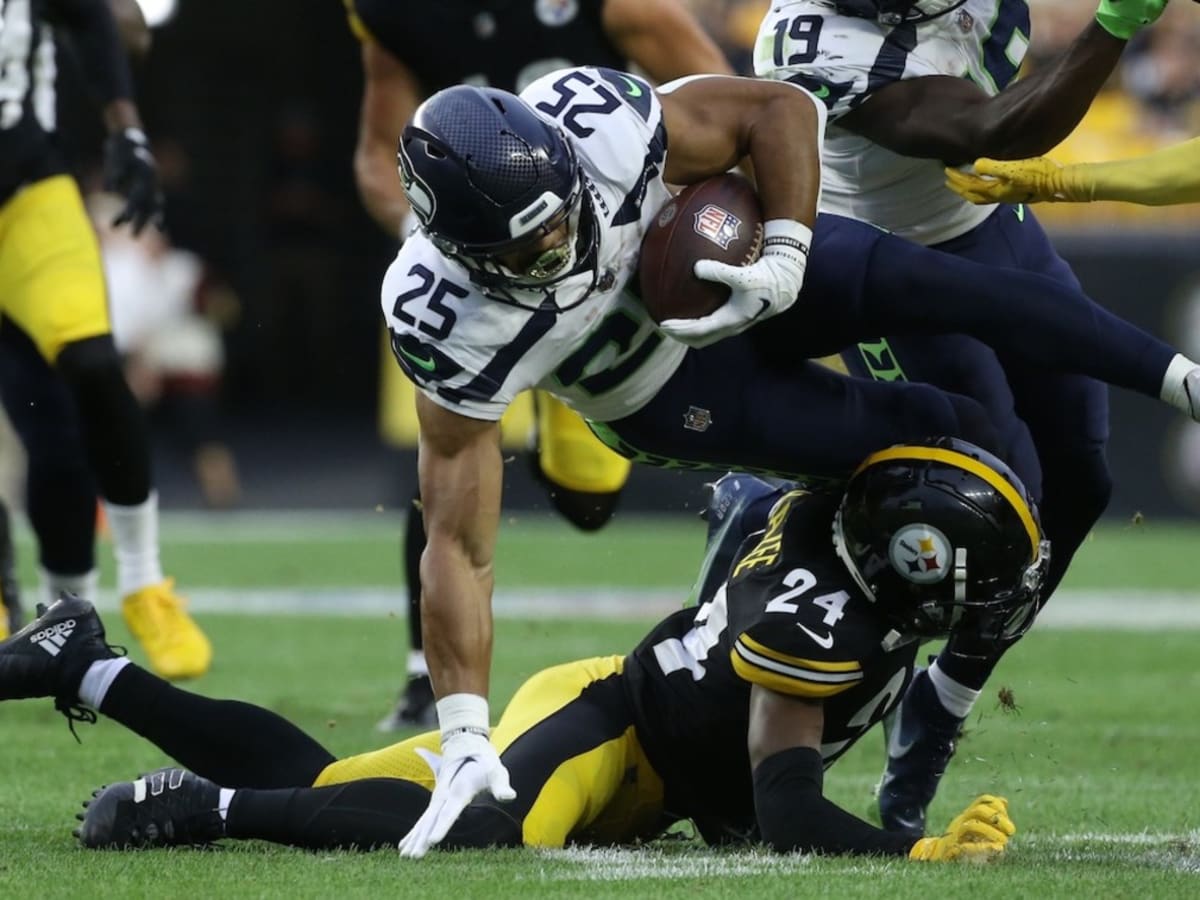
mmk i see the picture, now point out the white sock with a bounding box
[406,649,428,677]
[41,568,100,607]
[103,491,165,596]
[77,657,132,708]
[1159,353,1199,415]
[927,660,981,720]
[217,788,235,822]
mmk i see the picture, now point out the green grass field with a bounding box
[2,513,1198,897]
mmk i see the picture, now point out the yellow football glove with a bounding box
[909,794,1016,862]
[945,157,1091,205]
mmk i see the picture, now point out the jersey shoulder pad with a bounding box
[726,493,881,700]
[753,1,890,121]
[728,488,834,584]
[522,67,665,193]
[728,567,882,699]
[380,241,513,421]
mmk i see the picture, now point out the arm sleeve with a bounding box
[47,0,134,104]
[753,746,917,856]
[1070,137,1200,206]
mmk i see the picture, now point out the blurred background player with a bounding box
[947,136,1200,207]
[755,0,1171,836]
[344,0,732,729]
[0,0,210,678]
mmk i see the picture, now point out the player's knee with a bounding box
[546,486,621,532]
[930,392,1001,458]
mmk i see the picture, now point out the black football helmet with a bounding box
[835,0,969,26]
[398,84,599,309]
[833,437,1049,649]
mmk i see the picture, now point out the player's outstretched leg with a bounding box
[76,768,224,849]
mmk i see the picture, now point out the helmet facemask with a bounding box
[436,169,601,311]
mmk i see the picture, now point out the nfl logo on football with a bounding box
[693,205,741,250]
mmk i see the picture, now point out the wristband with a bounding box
[437,693,490,741]
[762,219,812,261]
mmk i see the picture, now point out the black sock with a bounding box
[56,336,152,505]
[99,665,335,788]
[226,780,520,850]
[932,644,997,693]
[403,491,425,654]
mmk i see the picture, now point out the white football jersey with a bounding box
[755,0,1030,245]
[381,67,686,422]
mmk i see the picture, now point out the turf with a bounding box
[2,515,1198,896]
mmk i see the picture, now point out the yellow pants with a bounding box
[314,656,664,847]
[0,176,111,361]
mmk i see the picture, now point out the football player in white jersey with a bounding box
[754,0,1172,836]
[380,60,1200,854]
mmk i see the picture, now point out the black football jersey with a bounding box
[623,489,918,842]
[0,0,67,199]
[346,0,626,94]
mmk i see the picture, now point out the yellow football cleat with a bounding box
[121,579,213,680]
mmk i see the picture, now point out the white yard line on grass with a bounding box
[85,586,1200,628]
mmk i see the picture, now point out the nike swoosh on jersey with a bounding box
[399,344,437,372]
[797,623,834,649]
[619,75,644,98]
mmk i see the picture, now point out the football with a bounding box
[637,173,764,324]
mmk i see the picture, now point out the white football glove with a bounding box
[398,695,515,859]
[658,219,811,349]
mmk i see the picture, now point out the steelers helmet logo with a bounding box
[888,523,952,584]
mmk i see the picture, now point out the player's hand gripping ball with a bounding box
[638,173,764,324]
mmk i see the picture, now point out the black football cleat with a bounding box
[876,667,965,839]
[376,673,438,732]
[0,593,119,728]
[75,768,224,849]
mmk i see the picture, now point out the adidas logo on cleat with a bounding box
[28,619,76,656]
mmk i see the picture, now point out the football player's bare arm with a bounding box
[603,0,732,83]
[658,78,822,225]
[107,0,150,58]
[354,40,422,237]
[747,685,917,855]
[414,393,504,699]
[838,23,1127,166]
[949,137,1200,206]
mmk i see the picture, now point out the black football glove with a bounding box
[103,127,165,235]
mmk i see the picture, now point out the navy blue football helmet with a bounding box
[833,437,1049,649]
[398,84,599,308]
[836,0,968,26]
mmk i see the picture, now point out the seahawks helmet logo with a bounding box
[889,523,952,585]
[398,145,436,226]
